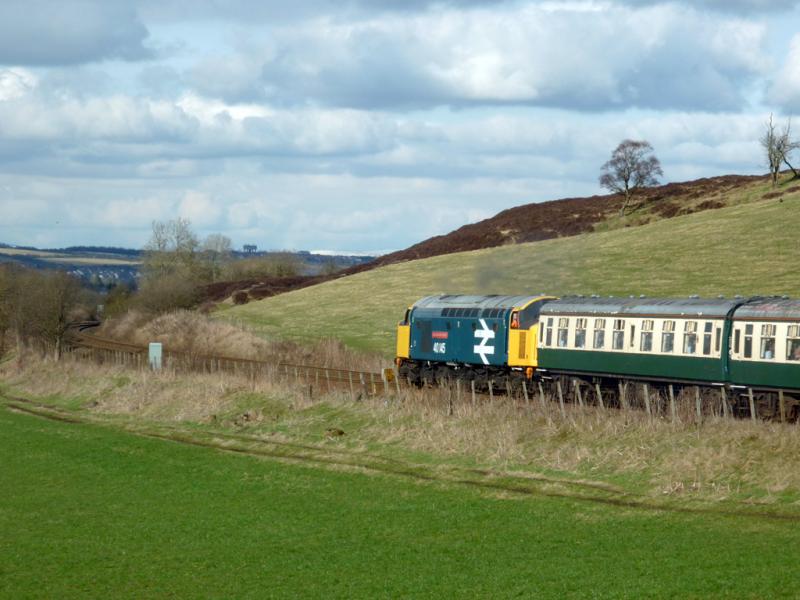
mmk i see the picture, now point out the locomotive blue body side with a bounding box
[409,308,509,367]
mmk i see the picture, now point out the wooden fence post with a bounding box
[669,385,677,423]
[574,380,584,408]
[618,381,627,411]
[748,388,757,422]
[779,389,786,423]
[595,383,604,410]
[643,383,652,418]
[556,380,566,419]
[695,386,702,424]
[488,379,494,402]
[522,380,530,407]
[471,380,476,407]
[720,387,729,419]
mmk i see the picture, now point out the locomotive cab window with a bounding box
[593,318,606,349]
[640,320,654,352]
[787,325,800,361]
[545,317,554,346]
[575,318,587,349]
[612,319,625,350]
[760,323,776,360]
[661,320,675,353]
[683,321,698,355]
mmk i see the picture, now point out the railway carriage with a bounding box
[729,298,800,392]
[536,297,738,385]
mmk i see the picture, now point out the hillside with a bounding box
[208,174,778,303]
[221,184,800,355]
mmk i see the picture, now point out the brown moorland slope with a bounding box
[203,173,769,303]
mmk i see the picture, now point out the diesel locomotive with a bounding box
[395,294,800,418]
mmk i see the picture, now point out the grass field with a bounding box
[0,247,141,265]
[4,403,800,598]
[223,192,800,355]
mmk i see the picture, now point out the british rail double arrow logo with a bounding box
[473,319,495,365]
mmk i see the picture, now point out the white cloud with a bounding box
[0,68,36,101]
[770,34,800,112]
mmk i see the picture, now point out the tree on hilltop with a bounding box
[599,139,663,216]
[761,114,799,187]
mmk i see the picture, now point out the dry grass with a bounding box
[4,351,800,505]
[98,310,385,372]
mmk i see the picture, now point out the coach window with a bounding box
[575,318,587,349]
[612,319,625,350]
[661,320,675,353]
[715,326,722,353]
[545,317,554,346]
[733,328,741,354]
[683,321,698,355]
[593,318,606,349]
[557,318,569,347]
[787,325,800,360]
[640,320,654,352]
[760,324,776,360]
[744,324,753,358]
[702,322,713,356]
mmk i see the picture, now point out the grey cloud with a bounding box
[0,1,151,66]
[217,4,769,113]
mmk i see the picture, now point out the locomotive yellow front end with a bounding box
[507,296,556,373]
[395,307,411,363]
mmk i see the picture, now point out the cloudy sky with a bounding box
[1,0,799,254]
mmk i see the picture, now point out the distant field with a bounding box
[3,405,800,598]
[0,247,58,257]
[224,192,800,355]
[0,247,141,266]
[43,256,141,266]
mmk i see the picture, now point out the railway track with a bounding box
[65,326,398,398]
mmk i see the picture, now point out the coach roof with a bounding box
[541,296,742,319]
[734,298,800,321]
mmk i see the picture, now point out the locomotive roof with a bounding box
[412,294,544,311]
[541,296,741,318]
[734,298,800,321]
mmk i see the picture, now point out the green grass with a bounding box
[224,190,800,355]
[4,405,800,599]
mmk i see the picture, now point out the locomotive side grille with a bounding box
[518,331,527,360]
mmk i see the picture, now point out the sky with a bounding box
[0,0,799,254]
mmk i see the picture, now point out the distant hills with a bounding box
[0,244,374,290]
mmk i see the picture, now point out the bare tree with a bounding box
[761,113,800,187]
[599,140,664,216]
[143,218,200,279]
[202,233,233,281]
[21,271,84,360]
